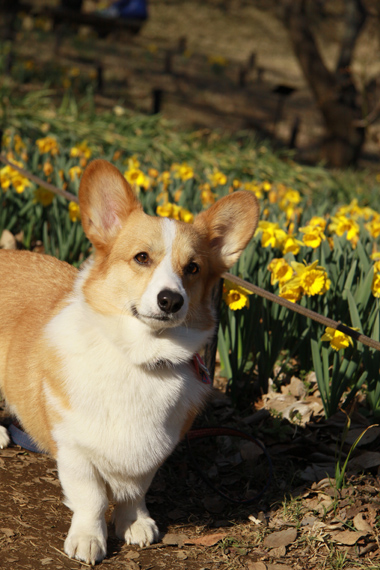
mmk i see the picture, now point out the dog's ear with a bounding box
[194,191,260,270]
[79,159,142,250]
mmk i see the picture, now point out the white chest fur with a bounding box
[44,286,211,488]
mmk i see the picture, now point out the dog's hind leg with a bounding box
[0,425,10,449]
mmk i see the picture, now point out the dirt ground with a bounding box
[2,380,380,570]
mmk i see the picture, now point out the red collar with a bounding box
[193,353,212,385]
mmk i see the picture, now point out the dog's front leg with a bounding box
[57,447,108,564]
[113,493,159,547]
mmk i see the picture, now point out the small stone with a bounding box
[125,551,140,559]
[0,230,16,250]
[263,528,297,549]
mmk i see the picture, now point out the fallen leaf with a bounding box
[177,551,188,560]
[240,441,264,461]
[187,532,227,547]
[0,528,15,538]
[270,545,286,557]
[330,530,365,545]
[247,562,267,570]
[300,463,336,482]
[124,561,139,570]
[301,515,317,527]
[0,229,16,250]
[125,551,140,559]
[162,533,188,547]
[345,427,380,446]
[353,513,372,534]
[263,528,297,549]
[248,515,262,525]
[349,451,380,471]
[281,376,307,398]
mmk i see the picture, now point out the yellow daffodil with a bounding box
[279,284,303,303]
[158,171,171,190]
[126,155,140,170]
[223,280,252,310]
[34,187,55,206]
[307,216,327,229]
[329,215,360,247]
[157,203,178,218]
[279,189,301,210]
[69,166,82,181]
[280,233,304,255]
[299,224,326,249]
[255,221,287,249]
[0,162,31,193]
[366,215,380,239]
[209,170,227,187]
[290,260,330,296]
[279,260,330,301]
[148,168,159,179]
[200,183,217,206]
[321,327,354,351]
[172,162,194,182]
[12,174,30,194]
[70,141,92,163]
[174,189,182,203]
[371,272,380,298]
[43,162,54,177]
[68,201,80,222]
[262,181,272,192]
[180,208,194,223]
[36,136,59,156]
[267,258,293,286]
[156,203,193,223]
[13,134,26,154]
[113,150,123,161]
[335,199,374,220]
[124,168,150,192]
[243,182,263,199]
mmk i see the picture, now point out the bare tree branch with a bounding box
[336,0,367,75]
[282,0,337,107]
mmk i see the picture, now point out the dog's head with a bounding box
[79,159,259,334]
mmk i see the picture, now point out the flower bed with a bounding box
[2,118,380,420]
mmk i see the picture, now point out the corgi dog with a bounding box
[0,159,259,564]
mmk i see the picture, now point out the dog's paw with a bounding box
[0,426,10,449]
[64,532,107,564]
[117,516,159,547]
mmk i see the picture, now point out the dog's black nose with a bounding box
[157,289,184,314]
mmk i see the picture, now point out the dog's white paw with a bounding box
[64,532,107,564]
[0,426,10,449]
[116,516,159,547]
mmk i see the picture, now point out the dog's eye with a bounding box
[185,262,199,275]
[134,252,150,265]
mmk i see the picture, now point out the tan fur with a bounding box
[0,251,76,454]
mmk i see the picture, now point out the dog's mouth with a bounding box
[131,305,172,324]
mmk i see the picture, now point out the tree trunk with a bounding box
[283,0,366,167]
